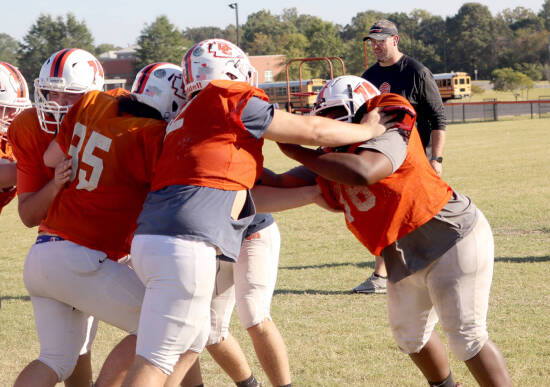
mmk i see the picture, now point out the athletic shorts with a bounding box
[130,235,217,375]
[23,238,145,380]
[387,209,493,361]
[208,222,281,344]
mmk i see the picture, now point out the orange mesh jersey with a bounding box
[0,138,16,213]
[152,80,269,191]
[8,108,55,195]
[316,94,453,255]
[41,90,166,260]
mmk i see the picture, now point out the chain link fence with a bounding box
[444,99,550,123]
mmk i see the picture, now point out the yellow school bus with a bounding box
[434,72,471,101]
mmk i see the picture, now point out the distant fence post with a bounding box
[539,96,550,119]
[493,101,498,121]
[462,103,465,123]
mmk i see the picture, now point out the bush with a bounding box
[491,68,533,92]
[471,84,485,94]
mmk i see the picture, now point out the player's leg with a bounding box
[205,259,259,385]
[24,239,147,385]
[95,334,137,387]
[14,296,89,387]
[16,242,95,386]
[65,316,97,387]
[124,235,217,386]
[235,223,291,387]
[428,210,511,386]
[171,357,203,387]
[64,352,93,387]
[387,266,452,385]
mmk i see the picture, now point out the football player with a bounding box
[270,75,511,387]
[11,57,184,387]
[0,62,31,210]
[8,49,105,387]
[123,39,391,386]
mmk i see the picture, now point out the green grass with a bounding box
[1,118,550,386]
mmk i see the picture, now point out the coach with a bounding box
[354,19,447,295]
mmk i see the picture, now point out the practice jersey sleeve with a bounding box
[0,140,16,213]
[357,128,408,173]
[240,97,275,139]
[7,108,54,194]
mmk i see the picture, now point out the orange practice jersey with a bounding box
[0,138,16,213]
[8,108,55,195]
[316,94,453,256]
[152,80,269,191]
[41,90,166,260]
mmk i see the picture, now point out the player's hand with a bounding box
[359,107,392,136]
[53,159,72,190]
[313,188,342,213]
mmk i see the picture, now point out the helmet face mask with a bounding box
[313,75,380,122]
[34,48,105,133]
[131,62,186,122]
[181,39,257,99]
[0,62,32,139]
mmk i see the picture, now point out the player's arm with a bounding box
[277,143,392,186]
[43,140,66,168]
[263,107,391,147]
[0,161,16,189]
[251,184,321,213]
[17,159,72,227]
[259,166,317,187]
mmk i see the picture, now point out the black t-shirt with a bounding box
[361,55,446,150]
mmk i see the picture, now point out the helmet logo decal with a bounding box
[209,42,234,58]
[88,60,104,80]
[192,46,205,56]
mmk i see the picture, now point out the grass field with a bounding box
[1,117,549,386]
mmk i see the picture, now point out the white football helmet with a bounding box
[131,62,186,121]
[0,62,31,139]
[313,75,380,122]
[181,38,257,98]
[34,48,105,133]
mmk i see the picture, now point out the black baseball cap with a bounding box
[364,20,398,41]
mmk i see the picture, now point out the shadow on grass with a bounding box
[279,261,375,270]
[0,295,30,304]
[495,256,550,263]
[274,289,362,295]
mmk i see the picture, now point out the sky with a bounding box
[2,0,546,47]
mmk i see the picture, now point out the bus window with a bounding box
[460,78,465,84]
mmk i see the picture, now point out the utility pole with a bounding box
[228,3,239,47]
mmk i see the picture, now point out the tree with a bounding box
[491,67,533,95]
[135,16,191,71]
[0,33,20,66]
[183,26,230,43]
[446,3,497,78]
[538,0,550,30]
[17,13,95,85]
[95,43,120,56]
